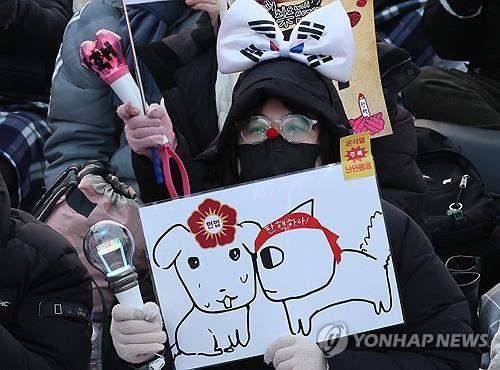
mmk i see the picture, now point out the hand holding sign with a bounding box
[265,336,327,370]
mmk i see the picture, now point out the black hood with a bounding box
[217,59,353,154]
[0,174,13,244]
[194,59,353,188]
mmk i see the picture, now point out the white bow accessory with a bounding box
[217,0,355,82]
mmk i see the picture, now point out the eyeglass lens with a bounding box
[240,115,314,144]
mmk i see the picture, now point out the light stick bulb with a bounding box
[83,220,144,309]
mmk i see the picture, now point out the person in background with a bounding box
[403,0,500,130]
[0,173,93,370]
[43,0,219,189]
[0,0,72,211]
[375,0,436,67]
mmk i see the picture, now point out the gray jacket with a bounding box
[44,0,200,187]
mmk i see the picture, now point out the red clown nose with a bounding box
[266,127,279,140]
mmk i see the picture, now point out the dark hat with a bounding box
[216,59,353,153]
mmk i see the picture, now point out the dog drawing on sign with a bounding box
[255,199,393,336]
[152,218,261,357]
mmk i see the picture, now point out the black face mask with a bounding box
[237,136,321,182]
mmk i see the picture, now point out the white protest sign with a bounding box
[140,164,403,369]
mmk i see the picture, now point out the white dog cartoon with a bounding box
[255,199,393,336]
[152,200,260,357]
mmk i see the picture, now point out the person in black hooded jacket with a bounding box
[0,173,93,370]
[0,0,72,101]
[402,0,500,130]
[114,56,479,370]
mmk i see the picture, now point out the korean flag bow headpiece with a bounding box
[217,0,355,83]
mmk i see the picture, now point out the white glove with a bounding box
[489,327,500,370]
[110,302,167,364]
[265,335,328,370]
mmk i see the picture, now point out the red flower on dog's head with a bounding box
[187,199,237,248]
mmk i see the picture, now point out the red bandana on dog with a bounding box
[254,212,342,263]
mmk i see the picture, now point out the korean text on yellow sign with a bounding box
[340,132,375,180]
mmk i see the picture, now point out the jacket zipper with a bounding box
[446,174,469,220]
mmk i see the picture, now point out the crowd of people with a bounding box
[0,0,499,369]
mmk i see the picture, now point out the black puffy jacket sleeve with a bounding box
[0,0,73,56]
[331,203,480,370]
[1,214,92,370]
[424,0,482,60]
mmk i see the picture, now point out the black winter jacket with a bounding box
[0,0,73,101]
[133,38,477,370]
[424,0,500,79]
[0,174,92,370]
[138,19,219,160]
[374,41,427,221]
